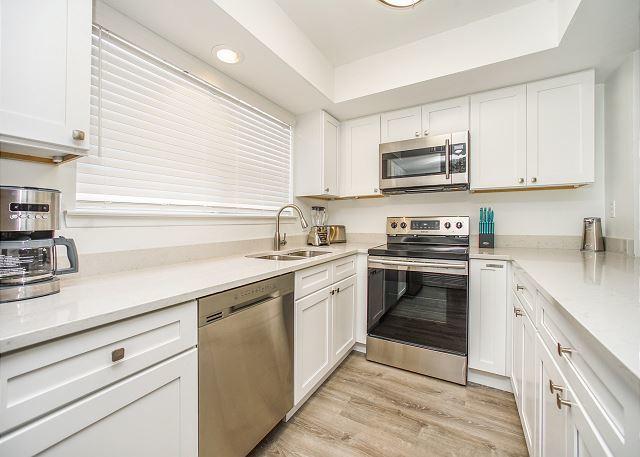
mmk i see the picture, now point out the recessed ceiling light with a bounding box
[212,45,243,64]
[378,0,423,8]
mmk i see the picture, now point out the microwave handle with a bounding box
[54,236,79,275]
[445,138,450,179]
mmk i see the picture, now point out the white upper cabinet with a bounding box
[380,106,421,143]
[470,85,527,190]
[294,110,340,197]
[526,70,595,187]
[0,0,91,154]
[339,115,381,197]
[421,96,469,136]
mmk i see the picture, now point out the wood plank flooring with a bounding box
[250,352,528,457]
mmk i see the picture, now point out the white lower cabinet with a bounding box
[469,259,508,375]
[0,348,198,457]
[293,260,357,406]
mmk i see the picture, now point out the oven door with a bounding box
[367,256,468,356]
[379,131,469,191]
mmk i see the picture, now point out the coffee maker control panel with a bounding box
[1,186,60,232]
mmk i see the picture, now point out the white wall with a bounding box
[0,2,305,255]
[327,85,606,237]
[604,50,640,241]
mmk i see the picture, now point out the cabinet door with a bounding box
[339,115,381,197]
[332,276,356,363]
[537,337,570,457]
[511,294,524,404]
[567,402,614,457]
[521,310,537,454]
[0,349,197,457]
[526,70,595,187]
[470,85,527,190]
[294,287,332,404]
[421,96,469,136]
[0,0,91,151]
[322,112,340,196]
[469,260,508,375]
[380,106,421,143]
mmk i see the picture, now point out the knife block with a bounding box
[479,233,495,249]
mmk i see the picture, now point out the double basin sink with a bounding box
[247,249,331,261]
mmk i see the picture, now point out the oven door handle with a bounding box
[445,138,451,180]
[368,258,468,275]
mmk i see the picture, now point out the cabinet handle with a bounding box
[414,131,420,137]
[324,187,330,193]
[518,178,525,184]
[556,393,573,410]
[335,287,340,294]
[330,289,335,295]
[374,188,379,193]
[72,129,85,141]
[557,342,574,357]
[549,379,565,394]
[531,177,537,183]
[514,308,524,317]
[424,130,429,136]
[486,263,503,269]
[516,284,526,291]
[111,347,125,362]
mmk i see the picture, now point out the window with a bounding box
[78,26,292,217]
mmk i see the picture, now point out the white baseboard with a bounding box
[467,368,513,392]
[353,342,366,353]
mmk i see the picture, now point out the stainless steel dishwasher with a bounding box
[198,273,294,457]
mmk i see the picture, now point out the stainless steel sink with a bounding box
[250,254,301,261]
[285,250,331,258]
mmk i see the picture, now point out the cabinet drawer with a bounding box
[0,301,196,434]
[295,262,333,299]
[537,293,627,455]
[512,267,535,318]
[332,255,356,282]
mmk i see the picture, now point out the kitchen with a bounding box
[0,0,639,456]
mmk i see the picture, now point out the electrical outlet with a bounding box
[609,200,616,218]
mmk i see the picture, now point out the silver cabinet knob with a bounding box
[531,177,537,183]
[556,393,573,409]
[557,342,573,357]
[424,130,429,136]
[72,129,85,140]
[514,308,524,317]
[414,131,420,137]
[374,188,379,193]
[518,178,525,184]
[516,284,526,291]
[324,187,329,193]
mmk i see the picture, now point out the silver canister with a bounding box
[581,217,605,252]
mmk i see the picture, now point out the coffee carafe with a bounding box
[307,206,329,246]
[1,186,79,302]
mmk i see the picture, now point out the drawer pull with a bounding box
[486,264,503,269]
[111,347,125,362]
[557,342,574,357]
[556,393,573,410]
[516,284,526,291]
[514,308,524,317]
[549,380,565,394]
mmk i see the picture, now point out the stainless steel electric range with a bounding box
[366,216,469,385]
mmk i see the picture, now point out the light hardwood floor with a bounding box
[250,352,528,457]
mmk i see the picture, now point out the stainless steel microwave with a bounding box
[379,131,469,194]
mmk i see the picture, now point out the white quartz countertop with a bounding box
[470,247,640,380]
[0,242,376,354]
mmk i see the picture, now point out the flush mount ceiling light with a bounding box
[377,0,423,8]
[212,45,243,64]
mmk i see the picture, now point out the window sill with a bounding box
[64,209,296,228]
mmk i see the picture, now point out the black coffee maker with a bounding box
[0,186,78,302]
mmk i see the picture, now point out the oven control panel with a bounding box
[386,216,469,236]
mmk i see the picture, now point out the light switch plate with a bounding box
[609,200,616,218]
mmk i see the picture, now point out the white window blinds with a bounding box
[78,26,292,216]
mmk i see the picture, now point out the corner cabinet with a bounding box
[293,256,356,406]
[339,115,381,198]
[0,0,91,159]
[294,110,340,197]
[470,70,595,191]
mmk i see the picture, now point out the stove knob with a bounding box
[390,222,398,229]
[456,222,463,229]
[400,222,407,229]
[444,222,451,229]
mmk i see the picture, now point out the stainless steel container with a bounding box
[581,217,605,252]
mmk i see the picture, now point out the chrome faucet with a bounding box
[274,204,309,250]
